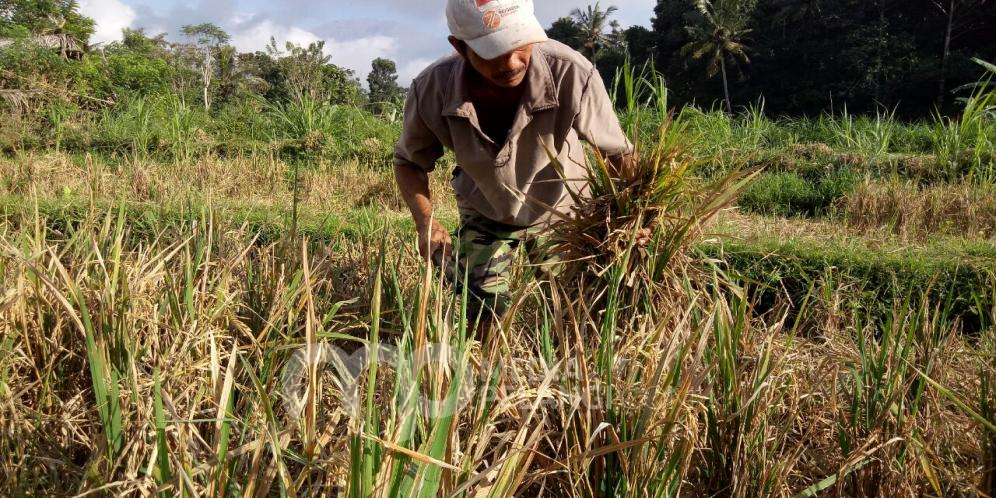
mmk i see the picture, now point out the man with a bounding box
[394,0,634,338]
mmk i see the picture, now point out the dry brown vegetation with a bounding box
[0,152,456,219]
[1,109,994,496]
[0,207,991,497]
[839,179,996,241]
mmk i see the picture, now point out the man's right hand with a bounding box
[418,220,453,266]
[395,163,450,266]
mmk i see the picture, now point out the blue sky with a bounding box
[78,0,656,85]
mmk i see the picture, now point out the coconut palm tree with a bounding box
[569,2,620,63]
[681,0,757,113]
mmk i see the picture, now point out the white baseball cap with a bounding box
[446,0,549,60]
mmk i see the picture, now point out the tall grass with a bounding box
[44,101,74,153]
[164,93,198,165]
[932,72,996,183]
[0,202,991,496]
[698,286,806,497]
[826,106,897,164]
[128,96,156,161]
[3,61,991,191]
[833,294,944,496]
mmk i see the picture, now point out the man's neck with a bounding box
[467,68,528,105]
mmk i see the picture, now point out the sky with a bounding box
[77,0,656,87]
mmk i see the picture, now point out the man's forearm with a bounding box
[394,163,435,228]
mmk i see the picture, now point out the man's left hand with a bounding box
[607,152,638,179]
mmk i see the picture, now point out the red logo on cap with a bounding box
[482,10,501,29]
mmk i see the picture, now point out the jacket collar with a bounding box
[442,43,558,118]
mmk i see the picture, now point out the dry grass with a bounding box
[839,179,996,241]
[711,208,996,258]
[0,104,993,495]
[0,206,991,497]
[787,143,835,158]
[0,151,457,220]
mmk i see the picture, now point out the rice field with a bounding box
[1,71,994,497]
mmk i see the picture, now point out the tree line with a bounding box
[548,0,996,117]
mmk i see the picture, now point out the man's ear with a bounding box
[448,36,468,58]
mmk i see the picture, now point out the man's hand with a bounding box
[395,162,451,265]
[418,219,453,266]
[607,152,638,179]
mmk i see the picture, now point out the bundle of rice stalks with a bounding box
[543,111,758,315]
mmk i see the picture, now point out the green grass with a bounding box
[4,94,403,169]
[5,69,993,185]
[702,236,996,333]
[737,169,861,217]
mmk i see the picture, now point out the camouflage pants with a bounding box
[437,210,557,323]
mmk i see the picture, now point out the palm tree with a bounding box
[681,0,757,113]
[569,2,620,63]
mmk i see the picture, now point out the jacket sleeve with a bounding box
[573,67,634,157]
[394,80,444,172]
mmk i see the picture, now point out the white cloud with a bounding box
[324,35,397,83]
[398,58,439,86]
[228,18,322,52]
[227,17,398,85]
[79,0,137,44]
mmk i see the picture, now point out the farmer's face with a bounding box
[449,36,534,88]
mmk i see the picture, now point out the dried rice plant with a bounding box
[840,178,996,240]
[542,109,758,322]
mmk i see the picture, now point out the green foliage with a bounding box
[703,237,996,333]
[545,16,584,50]
[569,2,623,63]
[210,96,269,146]
[0,0,94,44]
[164,94,200,164]
[621,25,655,68]
[266,38,362,106]
[43,99,74,151]
[680,0,758,112]
[832,292,945,495]
[738,172,819,216]
[236,50,286,102]
[77,51,173,99]
[118,28,166,54]
[933,62,996,182]
[266,97,400,167]
[0,37,76,86]
[367,57,403,115]
[653,0,996,116]
[180,23,230,48]
[826,106,897,162]
[0,22,29,39]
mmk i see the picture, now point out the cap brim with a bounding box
[465,19,548,60]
